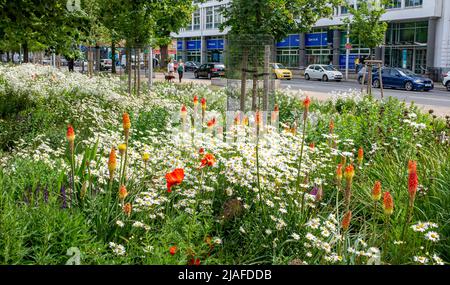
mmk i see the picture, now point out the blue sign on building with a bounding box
[276,34,300,48]
[186,40,201,51]
[177,41,183,50]
[207,39,224,50]
[305,33,328,47]
[339,54,358,69]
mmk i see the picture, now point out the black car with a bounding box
[184,61,199,72]
[194,63,226,79]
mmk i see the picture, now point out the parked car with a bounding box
[271,63,292,80]
[305,64,343,82]
[184,61,199,72]
[194,63,225,79]
[358,66,382,84]
[443,71,450,91]
[372,68,433,91]
[100,59,112,71]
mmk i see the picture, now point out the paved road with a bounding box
[176,72,450,116]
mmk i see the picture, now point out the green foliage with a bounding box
[341,0,389,50]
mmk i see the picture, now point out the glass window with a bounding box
[193,9,200,30]
[405,0,423,7]
[214,5,224,28]
[205,7,213,29]
[386,0,401,9]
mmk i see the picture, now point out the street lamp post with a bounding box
[345,23,350,81]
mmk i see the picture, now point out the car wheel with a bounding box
[194,72,199,79]
[305,73,310,80]
[373,79,380,88]
[447,82,450,91]
[358,76,362,84]
[336,80,341,82]
[405,81,414,91]
[322,75,329,82]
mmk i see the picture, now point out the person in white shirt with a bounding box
[168,60,174,77]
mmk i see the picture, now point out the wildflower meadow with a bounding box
[0,64,449,265]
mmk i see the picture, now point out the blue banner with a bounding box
[305,33,328,47]
[177,41,183,50]
[207,39,224,50]
[339,54,358,69]
[186,40,201,51]
[276,34,300,48]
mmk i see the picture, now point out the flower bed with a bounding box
[0,64,449,265]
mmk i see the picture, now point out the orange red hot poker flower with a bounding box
[108,147,117,179]
[383,192,394,216]
[342,211,352,231]
[336,164,343,184]
[122,113,131,131]
[166,168,185,193]
[357,147,364,166]
[193,96,199,106]
[118,185,128,201]
[201,98,207,110]
[66,125,75,142]
[372,181,382,201]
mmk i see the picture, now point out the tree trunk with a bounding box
[240,49,249,111]
[6,52,10,62]
[127,47,131,95]
[263,45,270,111]
[23,42,29,63]
[134,49,137,94]
[95,45,101,73]
[137,48,141,96]
[160,45,169,68]
[68,58,74,72]
[251,54,258,111]
[111,40,116,74]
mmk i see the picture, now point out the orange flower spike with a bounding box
[341,211,352,231]
[303,96,311,111]
[207,117,216,129]
[193,96,199,106]
[169,246,177,256]
[336,164,343,183]
[357,147,364,166]
[408,160,417,174]
[383,192,394,216]
[181,104,188,119]
[122,113,131,132]
[329,119,334,134]
[201,98,207,111]
[274,104,279,112]
[255,110,261,125]
[408,170,418,204]
[108,147,117,179]
[234,114,240,126]
[243,116,249,126]
[201,153,216,168]
[344,164,355,183]
[166,168,185,193]
[309,142,315,150]
[118,185,128,200]
[66,125,75,143]
[123,202,132,216]
[372,181,382,201]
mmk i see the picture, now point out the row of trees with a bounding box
[0,0,197,70]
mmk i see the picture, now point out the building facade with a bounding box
[172,0,450,78]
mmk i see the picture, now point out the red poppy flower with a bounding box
[201,153,216,168]
[207,117,216,128]
[188,258,201,265]
[166,168,185,193]
[169,246,177,256]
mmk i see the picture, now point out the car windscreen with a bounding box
[322,65,336,71]
[273,63,286,69]
[398,69,416,77]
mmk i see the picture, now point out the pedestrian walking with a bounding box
[167,59,175,83]
[177,60,184,83]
